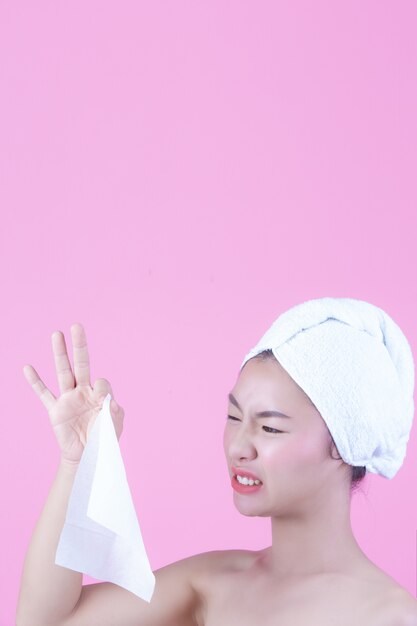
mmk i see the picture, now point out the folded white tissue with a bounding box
[55,392,156,602]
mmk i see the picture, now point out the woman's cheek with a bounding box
[267,436,322,471]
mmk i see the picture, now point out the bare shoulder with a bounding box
[185,547,258,586]
[366,573,417,626]
[382,587,417,625]
[184,548,259,626]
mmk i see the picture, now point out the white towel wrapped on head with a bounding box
[240,297,415,479]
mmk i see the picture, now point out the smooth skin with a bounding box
[16,325,417,626]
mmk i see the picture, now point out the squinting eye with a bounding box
[263,426,282,434]
[227,415,283,434]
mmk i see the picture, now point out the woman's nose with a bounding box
[227,424,257,461]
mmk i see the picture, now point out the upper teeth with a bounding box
[236,474,261,486]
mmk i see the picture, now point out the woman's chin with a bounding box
[233,498,270,517]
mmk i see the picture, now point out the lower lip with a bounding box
[231,475,263,494]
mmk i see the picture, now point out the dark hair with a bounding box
[252,349,367,492]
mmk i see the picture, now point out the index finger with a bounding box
[22,364,57,412]
[70,322,91,387]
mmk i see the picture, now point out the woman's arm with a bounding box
[17,468,200,626]
[16,458,83,625]
[16,323,124,624]
[16,453,202,626]
[16,323,202,626]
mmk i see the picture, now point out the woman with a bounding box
[16,297,417,625]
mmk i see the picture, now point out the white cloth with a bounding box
[240,296,415,479]
[55,393,156,602]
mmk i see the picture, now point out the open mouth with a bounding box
[233,474,263,488]
[235,475,262,486]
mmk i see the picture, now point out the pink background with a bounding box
[1,1,416,623]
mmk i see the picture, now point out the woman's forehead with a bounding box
[233,357,320,418]
[236,357,303,398]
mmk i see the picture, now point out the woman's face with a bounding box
[223,356,343,517]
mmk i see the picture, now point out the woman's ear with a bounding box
[329,436,343,461]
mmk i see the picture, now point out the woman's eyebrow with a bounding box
[227,393,292,419]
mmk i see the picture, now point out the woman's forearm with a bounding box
[16,459,83,626]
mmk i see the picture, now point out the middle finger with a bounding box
[52,330,75,394]
[70,322,91,388]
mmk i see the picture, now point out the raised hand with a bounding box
[23,323,124,465]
